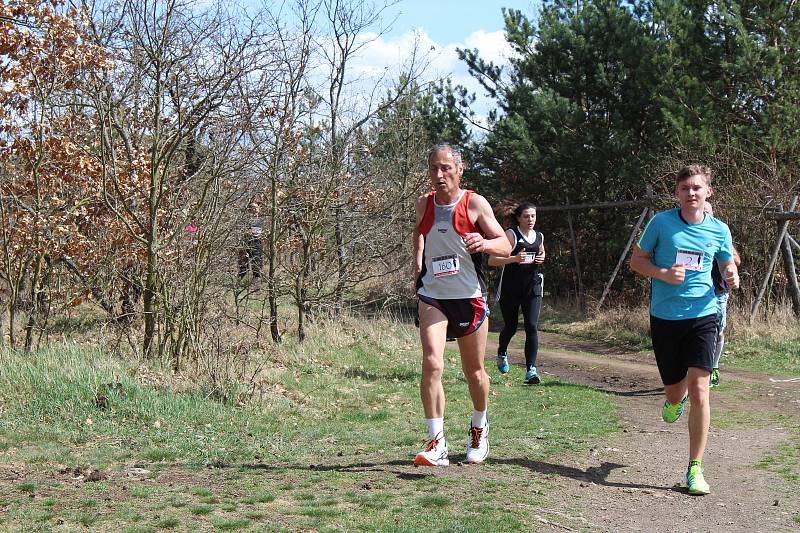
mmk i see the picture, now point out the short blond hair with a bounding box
[675,164,713,185]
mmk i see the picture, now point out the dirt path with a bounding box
[490,332,800,532]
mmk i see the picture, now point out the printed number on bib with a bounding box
[675,249,704,271]
[432,254,460,278]
[521,252,536,264]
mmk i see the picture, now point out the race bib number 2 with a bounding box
[675,249,704,271]
[432,254,460,278]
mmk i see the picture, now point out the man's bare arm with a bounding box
[468,194,512,256]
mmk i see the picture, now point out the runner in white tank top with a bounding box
[411,144,511,467]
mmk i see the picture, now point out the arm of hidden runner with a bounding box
[487,229,522,266]
[534,234,546,264]
[630,245,686,285]
[717,237,740,289]
[718,259,739,290]
[466,194,512,257]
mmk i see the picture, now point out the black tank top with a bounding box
[499,227,543,295]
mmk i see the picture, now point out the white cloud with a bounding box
[312,28,516,131]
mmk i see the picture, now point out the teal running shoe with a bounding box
[710,368,720,388]
[496,354,509,374]
[523,366,540,385]
[686,463,710,495]
[661,395,688,423]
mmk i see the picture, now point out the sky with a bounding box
[332,0,541,128]
[384,0,538,44]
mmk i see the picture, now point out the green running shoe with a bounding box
[496,354,509,374]
[661,395,688,423]
[686,463,710,495]
[710,368,720,388]
[523,366,540,385]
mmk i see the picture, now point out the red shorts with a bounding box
[418,294,489,340]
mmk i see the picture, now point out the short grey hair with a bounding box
[428,143,463,167]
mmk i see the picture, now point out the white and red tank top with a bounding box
[416,190,487,299]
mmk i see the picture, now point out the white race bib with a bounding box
[520,252,536,264]
[675,249,704,271]
[432,254,460,278]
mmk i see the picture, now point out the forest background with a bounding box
[2,0,799,378]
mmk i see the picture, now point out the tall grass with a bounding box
[540,298,800,376]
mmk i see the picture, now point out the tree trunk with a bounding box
[23,254,44,352]
[143,250,157,358]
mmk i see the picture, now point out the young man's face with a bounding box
[675,174,711,210]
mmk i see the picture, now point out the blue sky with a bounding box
[385,1,538,44]
[335,1,541,125]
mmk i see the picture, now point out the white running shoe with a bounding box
[413,434,449,467]
[465,423,489,464]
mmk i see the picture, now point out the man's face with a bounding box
[675,174,711,210]
[428,149,463,194]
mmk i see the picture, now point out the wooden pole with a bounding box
[597,207,649,310]
[565,198,585,312]
[751,196,799,321]
[781,233,800,316]
[787,233,800,254]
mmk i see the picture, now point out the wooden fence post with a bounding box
[751,195,799,321]
[565,197,585,312]
[597,207,649,310]
[781,233,800,316]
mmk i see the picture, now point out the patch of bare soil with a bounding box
[495,331,800,532]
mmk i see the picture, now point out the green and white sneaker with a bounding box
[661,395,688,423]
[710,368,720,388]
[686,462,710,495]
[523,366,540,385]
[496,354,509,374]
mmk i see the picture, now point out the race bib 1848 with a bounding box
[432,254,460,278]
[675,249,704,271]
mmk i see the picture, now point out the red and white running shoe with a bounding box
[465,423,489,464]
[413,434,449,467]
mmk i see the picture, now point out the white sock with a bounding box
[471,410,487,429]
[426,417,444,440]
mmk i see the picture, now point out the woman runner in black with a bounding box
[489,203,546,384]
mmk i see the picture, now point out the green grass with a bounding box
[723,335,800,375]
[755,436,800,483]
[0,321,618,531]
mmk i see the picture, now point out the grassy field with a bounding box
[0,318,619,532]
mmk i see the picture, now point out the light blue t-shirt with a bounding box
[637,208,734,320]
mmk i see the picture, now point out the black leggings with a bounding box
[497,292,542,369]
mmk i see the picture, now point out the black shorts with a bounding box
[418,294,489,340]
[650,314,717,385]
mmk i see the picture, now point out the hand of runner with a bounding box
[724,265,739,289]
[464,232,484,253]
[663,264,686,285]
